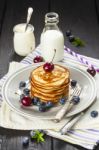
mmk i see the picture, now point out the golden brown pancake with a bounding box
[30,64,70,103]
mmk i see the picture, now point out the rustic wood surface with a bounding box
[0,0,99,149]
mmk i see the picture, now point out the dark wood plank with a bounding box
[0,0,6,34]
[0,0,52,150]
[50,0,99,150]
[0,127,52,150]
[51,0,99,59]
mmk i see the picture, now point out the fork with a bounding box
[54,87,82,122]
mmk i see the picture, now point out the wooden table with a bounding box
[0,0,99,149]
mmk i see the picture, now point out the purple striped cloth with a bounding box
[0,45,99,149]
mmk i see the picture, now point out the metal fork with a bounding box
[54,87,82,122]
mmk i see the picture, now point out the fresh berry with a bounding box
[71,96,80,104]
[66,30,72,36]
[71,80,77,87]
[91,110,98,118]
[23,88,30,95]
[30,130,36,138]
[19,81,26,89]
[43,62,54,72]
[33,56,43,63]
[21,96,32,106]
[22,137,29,146]
[59,98,66,105]
[39,105,46,112]
[32,97,40,105]
[37,101,46,106]
[46,101,53,108]
[87,67,96,77]
[69,35,75,42]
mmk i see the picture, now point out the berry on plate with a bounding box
[59,98,66,105]
[39,105,46,112]
[21,96,32,106]
[71,96,80,104]
[19,81,26,89]
[46,101,53,108]
[23,88,30,95]
[32,97,40,105]
[71,80,77,87]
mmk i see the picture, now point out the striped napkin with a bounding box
[0,45,99,149]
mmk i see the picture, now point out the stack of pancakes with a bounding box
[30,64,70,103]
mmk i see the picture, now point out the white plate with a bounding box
[2,62,96,120]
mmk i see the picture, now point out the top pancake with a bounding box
[30,64,70,87]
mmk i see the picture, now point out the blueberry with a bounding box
[37,101,46,106]
[22,137,29,146]
[32,97,40,105]
[66,30,72,36]
[46,101,53,108]
[69,35,75,42]
[59,98,66,105]
[30,130,36,138]
[71,96,80,104]
[39,105,46,112]
[91,111,98,118]
[19,81,26,89]
[23,88,30,95]
[71,80,77,87]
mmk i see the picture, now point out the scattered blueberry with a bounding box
[30,130,36,138]
[71,80,77,87]
[32,97,40,105]
[46,101,53,108]
[87,67,96,77]
[23,88,30,95]
[19,81,26,89]
[39,105,46,112]
[68,35,75,42]
[33,56,43,63]
[91,110,98,118]
[59,98,66,105]
[66,30,72,37]
[71,96,80,104]
[22,137,29,146]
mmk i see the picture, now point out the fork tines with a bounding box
[54,86,82,123]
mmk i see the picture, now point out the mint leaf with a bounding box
[72,37,85,47]
[31,130,45,143]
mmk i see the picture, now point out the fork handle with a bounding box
[54,101,70,122]
[61,112,84,135]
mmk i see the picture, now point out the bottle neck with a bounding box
[44,22,59,31]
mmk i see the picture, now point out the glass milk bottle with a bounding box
[13,23,35,56]
[40,12,64,62]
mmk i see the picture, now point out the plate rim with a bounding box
[2,62,97,119]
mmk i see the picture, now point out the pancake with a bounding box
[30,64,70,103]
